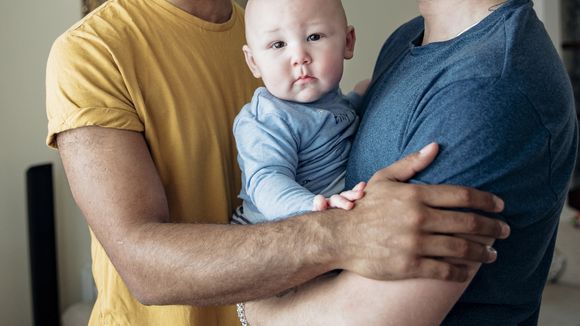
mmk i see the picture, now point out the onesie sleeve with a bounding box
[46,31,143,148]
[233,100,316,220]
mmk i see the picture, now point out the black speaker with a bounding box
[26,163,60,326]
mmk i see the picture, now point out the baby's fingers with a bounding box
[312,195,329,211]
[328,194,355,210]
[340,182,367,201]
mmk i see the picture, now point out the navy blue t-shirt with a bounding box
[346,1,578,324]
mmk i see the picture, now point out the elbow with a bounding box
[122,273,222,307]
[114,262,180,306]
[123,275,167,306]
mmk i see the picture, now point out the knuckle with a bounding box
[407,235,422,253]
[405,185,422,200]
[405,152,420,164]
[458,188,473,205]
[407,210,426,228]
[465,214,480,232]
[399,256,418,274]
[440,265,455,281]
[457,240,471,257]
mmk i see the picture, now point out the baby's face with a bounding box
[243,0,355,103]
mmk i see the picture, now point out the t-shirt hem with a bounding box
[47,107,144,149]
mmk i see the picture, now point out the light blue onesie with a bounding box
[233,86,361,224]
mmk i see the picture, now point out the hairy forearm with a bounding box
[59,127,508,310]
[102,210,341,306]
[57,126,343,306]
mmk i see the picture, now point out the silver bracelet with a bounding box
[236,302,250,326]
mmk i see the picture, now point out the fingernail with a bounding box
[419,143,434,156]
[493,196,504,211]
[486,246,497,263]
[501,223,511,238]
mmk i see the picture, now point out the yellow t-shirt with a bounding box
[46,0,261,324]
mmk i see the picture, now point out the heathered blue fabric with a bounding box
[346,1,578,324]
[235,87,360,222]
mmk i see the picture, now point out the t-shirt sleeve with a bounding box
[46,31,144,148]
[400,78,576,321]
[400,79,557,227]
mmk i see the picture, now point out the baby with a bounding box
[232,0,368,224]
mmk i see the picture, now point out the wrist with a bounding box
[306,209,350,271]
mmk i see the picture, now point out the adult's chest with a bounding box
[348,55,437,181]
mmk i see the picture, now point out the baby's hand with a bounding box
[312,182,366,211]
[353,78,371,96]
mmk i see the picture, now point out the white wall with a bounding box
[535,0,562,54]
[0,0,89,325]
[341,1,419,91]
[0,1,563,325]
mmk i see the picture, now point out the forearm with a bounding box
[59,127,508,309]
[104,210,341,306]
[58,126,339,306]
[247,271,473,326]
[247,236,490,325]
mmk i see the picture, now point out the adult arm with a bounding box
[246,80,542,325]
[57,127,507,307]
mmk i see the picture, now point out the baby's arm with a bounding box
[312,182,366,211]
[234,105,326,220]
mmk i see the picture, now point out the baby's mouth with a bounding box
[295,75,315,84]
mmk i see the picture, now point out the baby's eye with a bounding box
[307,34,321,41]
[271,41,286,49]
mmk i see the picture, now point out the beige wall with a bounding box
[0,1,562,325]
[0,0,88,324]
[341,1,418,91]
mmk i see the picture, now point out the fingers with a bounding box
[421,207,510,239]
[339,182,367,201]
[352,181,366,192]
[419,235,498,263]
[418,184,504,213]
[312,195,328,211]
[370,143,439,183]
[414,258,470,282]
[328,194,354,210]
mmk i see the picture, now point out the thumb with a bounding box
[371,143,439,182]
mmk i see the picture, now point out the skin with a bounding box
[56,0,509,309]
[243,0,354,103]
[245,0,514,325]
[242,0,364,211]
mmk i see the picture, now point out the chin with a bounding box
[294,90,324,103]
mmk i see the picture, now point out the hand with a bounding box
[333,143,510,282]
[353,78,371,96]
[312,182,367,211]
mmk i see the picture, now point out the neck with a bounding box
[418,0,507,45]
[166,0,232,23]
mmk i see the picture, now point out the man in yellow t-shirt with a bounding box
[46,0,510,325]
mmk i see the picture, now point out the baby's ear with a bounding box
[242,45,262,78]
[344,25,356,60]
